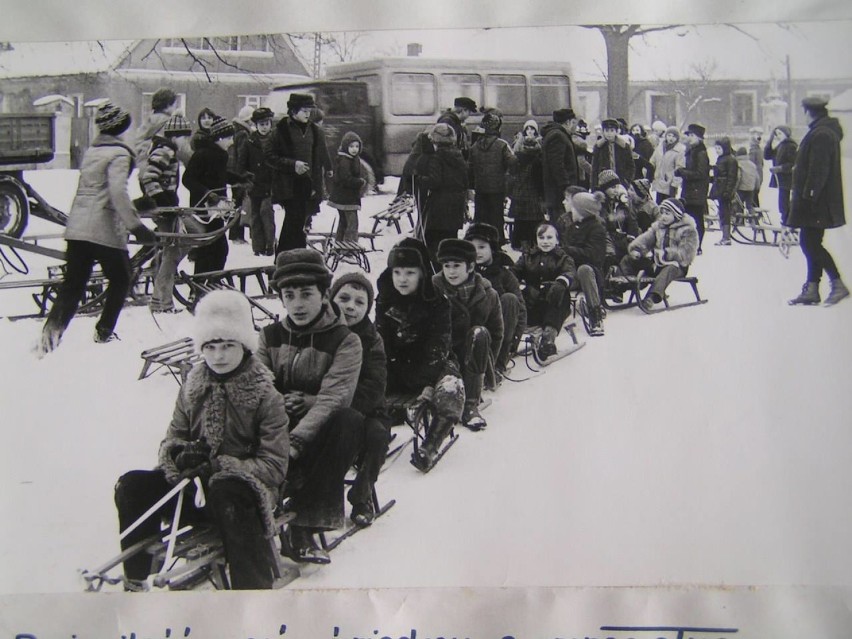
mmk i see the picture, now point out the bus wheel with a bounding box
[0,181,30,238]
[359,159,377,197]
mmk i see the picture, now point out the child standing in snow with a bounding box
[618,197,699,311]
[375,238,465,472]
[330,272,390,527]
[114,290,290,590]
[735,146,760,214]
[509,120,545,251]
[469,108,516,246]
[710,136,739,246]
[328,131,366,243]
[650,126,685,204]
[240,107,276,256]
[513,222,576,360]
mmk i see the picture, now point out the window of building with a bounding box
[391,73,436,116]
[531,75,571,116]
[440,74,482,112]
[239,95,264,110]
[162,36,271,54]
[731,91,756,126]
[485,74,527,115]
[649,93,677,127]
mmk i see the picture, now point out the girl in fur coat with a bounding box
[329,131,366,242]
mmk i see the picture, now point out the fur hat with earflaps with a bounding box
[464,222,501,250]
[271,248,333,291]
[436,238,477,264]
[193,289,258,353]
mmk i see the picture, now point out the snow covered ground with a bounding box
[1,169,851,595]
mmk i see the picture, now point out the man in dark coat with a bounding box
[675,123,711,254]
[266,93,333,254]
[763,125,798,225]
[786,96,848,306]
[540,108,580,218]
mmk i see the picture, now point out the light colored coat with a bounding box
[628,214,699,269]
[650,141,685,195]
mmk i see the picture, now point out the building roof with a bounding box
[0,40,134,78]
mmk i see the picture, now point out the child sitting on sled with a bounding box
[618,197,699,311]
[513,222,576,360]
[113,290,290,590]
[375,238,465,472]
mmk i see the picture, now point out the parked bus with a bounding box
[266,57,575,184]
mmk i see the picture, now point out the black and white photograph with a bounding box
[1,0,851,635]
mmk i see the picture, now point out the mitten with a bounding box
[174,439,212,471]
[133,195,157,212]
[132,224,157,245]
[205,192,221,206]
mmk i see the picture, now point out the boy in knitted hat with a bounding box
[257,249,364,564]
[266,93,333,254]
[38,101,156,355]
[598,169,641,269]
[512,222,576,359]
[619,197,699,311]
[114,290,290,589]
[464,222,527,375]
[328,131,366,242]
[240,107,276,256]
[330,272,390,526]
[415,122,469,266]
[139,113,193,313]
[469,107,516,245]
[591,118,635,189]
[561,190,608,336]
[432,238,503,429]
[375,238,465,471]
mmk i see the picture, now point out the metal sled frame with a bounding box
[633,270,708,314]
[386,393,459,474]
[518,322,586,370]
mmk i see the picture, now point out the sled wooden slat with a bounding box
[139,337,201,383]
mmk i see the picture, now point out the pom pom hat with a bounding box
[193,289,258,353]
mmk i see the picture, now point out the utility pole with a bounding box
[786,54,793,125]
[312,32,322,79]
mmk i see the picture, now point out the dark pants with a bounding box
[287,407,365,530]
[192,216,228,275]
[778,188,792,225]
[114,469,276,589]
[511,220,540,251]
[800,227,840,283]
[44,239,131,338]
[524,282,572,331]
[474,191,506,244]
[497,292,523,369]
[277,198,312,254]
[683,200,707,248]
[348,416,391,507]
[717,198,732,241]
[459,325,492,376]
[737,189,754,213]
[249,195,275,255]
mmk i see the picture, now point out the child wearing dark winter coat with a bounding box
[239,107,276,256]
[329,131,366,242]
[591,118,636,188]
[619,197,699,311]
[711,136,739,245]
[465,223,527,375]
[513,222,576,360]
[432,239,504,430]
[469,108,516,246]
[257,249,365,565]
[190,107,216,152]
[114,290,290,590]
[415,123,470,266]
[597,169,641,269]
[375,238,465,472]
[330,272,390,527]
[509,120,546,251]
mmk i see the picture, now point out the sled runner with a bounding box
[730,206,800,251]
[386,392,459,474]
[370,194,415,234]
[517,322,585,368]
[633,270,708,314]
[318,482,396,552]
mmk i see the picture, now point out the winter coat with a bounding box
[476,251,528,336]
[347,316,388,417]
[328,132,365,210]
[256,304,362,457]
[416,145,469,231]
[764,137,798,190]
[133,111,171,179]
[436,109,471,159]
[139,135,180,201]
[509,137,545,221]
[239,131,273,198]
[182,136,241,207]
[787,115,846,230]
[628,214,699,269]
[650,140,685,194]
[157,356,290,537]
[540,121,579,209]
[562,213,608,272]
[591,138,636,188]
[375,267,459,393]
[676,141,711,205]
[64,134,142,251]
[432,271,504,366]
[266,116,332,205]
[710,139,738,202]
[748,140,764,185]
[469,134,515,194]
[513,246,576,295]
[736,157,760,192]
[631,134,656,180]
[603,198,641,263]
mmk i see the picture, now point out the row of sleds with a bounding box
[705,195,800,257]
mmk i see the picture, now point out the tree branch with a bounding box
[181,38,211,82]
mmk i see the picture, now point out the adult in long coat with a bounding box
[540,108,579,217]
[675,123,711,253]
[763,125,798,225]
[786,97,848,306]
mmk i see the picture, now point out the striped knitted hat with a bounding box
[209,115,235,141]
[660,197,686,221]
[95,102,131,136]
[163,114,192,137]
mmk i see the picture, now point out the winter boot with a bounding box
[280,525,330,564]
[411,415,455,472]
[461,373,487,431]
[788,282,821,306]
[537,326,559,360]
[715,225,732,245]
[824,278,850,306]
[588,305,605,337]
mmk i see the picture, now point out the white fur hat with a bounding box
[193,290,258,353]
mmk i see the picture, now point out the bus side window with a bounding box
[391,73,436,116]
[531,75,571,116]
[440,73,482,112]
[486,74,527,116]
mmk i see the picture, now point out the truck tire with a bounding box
[359,159,377,197]
[0,180,30,238]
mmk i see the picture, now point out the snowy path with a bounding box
[1,171,851,594]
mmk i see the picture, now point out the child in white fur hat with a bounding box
[114,289,290,590]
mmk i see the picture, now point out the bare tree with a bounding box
[286,32,365,78]
[665,59,720,128]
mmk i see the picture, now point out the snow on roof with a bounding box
[0,40,135,79]
[829,89,852,111]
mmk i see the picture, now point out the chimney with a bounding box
[407,43,422,57]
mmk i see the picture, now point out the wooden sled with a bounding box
[633,270,708,314]
[370,194,415,234]
[517,322,585,369]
